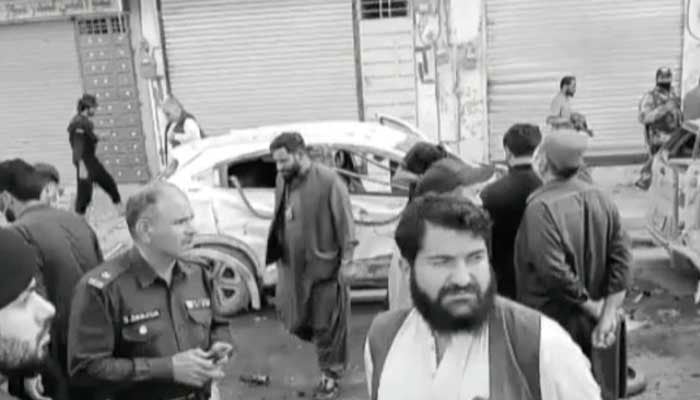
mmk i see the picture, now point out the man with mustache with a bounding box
[365,195,601,400]
[0,228,56,400]
[388,157,495,310]
[67,182,232,400]
[266,132,357,399]
[265,132,357,399]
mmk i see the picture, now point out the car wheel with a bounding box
[186,247,258,318]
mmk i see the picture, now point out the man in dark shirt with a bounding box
[68,93,122,215]
[68,182,232,400]
[481,124,543,299]
[0,159,103,400]
[0,228,56,400]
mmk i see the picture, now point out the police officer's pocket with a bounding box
[121,320,162,354]
[186,308,213,344]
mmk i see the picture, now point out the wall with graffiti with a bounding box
[412,0,488,162]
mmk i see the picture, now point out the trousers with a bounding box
[75,157,121,214]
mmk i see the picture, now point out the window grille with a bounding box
[361,0,409,19]
[77,15,128,35]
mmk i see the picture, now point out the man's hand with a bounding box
[203,341,234,366]
[172,348,225,387]
[592,310,621,349]
[24,375,50,400]
[77,161,88,179]
[580,299,604,320]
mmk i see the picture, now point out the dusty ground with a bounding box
[81,167,700,400]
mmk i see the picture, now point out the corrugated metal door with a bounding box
[358,0,416,124]
[0,21,82,183]
[486,0,683,161]
[161,0,359,136]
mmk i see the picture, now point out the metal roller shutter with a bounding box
[0,21,83,183]
[161,0,359,136]
[486,0,683,161]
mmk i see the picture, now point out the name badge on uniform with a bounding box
[185,298,211,310]
[285,206,294,221]
[122,309,160,325]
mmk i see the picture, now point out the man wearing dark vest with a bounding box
[162,96,204,164]
[366,194,601,400]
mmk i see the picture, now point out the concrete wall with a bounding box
[130,0,169,174]
[412,0,489,163]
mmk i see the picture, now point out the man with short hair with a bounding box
[68,93,123,215]
[547,76,577,128]
[0,159,103,400]
[365,195,601,400]
[0,228,56,400]
[68,182,232,400]
[265,132,357,399]
[514,131,633,396]
[388,157,495,310]
[636,67,682,190]
[481,123,543,300]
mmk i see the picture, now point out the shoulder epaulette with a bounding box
[85,262,125,290]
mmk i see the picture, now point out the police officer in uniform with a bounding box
[67,182,232,400]
[68,93,123,215]
[636,67,682,190]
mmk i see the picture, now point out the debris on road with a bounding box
[657,309,681,320]
[240,373,271,386]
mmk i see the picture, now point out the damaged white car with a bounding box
[160,118,499,317]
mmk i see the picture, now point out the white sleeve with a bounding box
[183,118,202,141]
[539,317,602,400]
[364,339,374,398]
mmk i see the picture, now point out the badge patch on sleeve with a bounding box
[185,298,211,310]
[122,310,161,325]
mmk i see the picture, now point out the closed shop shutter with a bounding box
[161,0,359,136]
[486,0,683,161]
[0,21,83,183]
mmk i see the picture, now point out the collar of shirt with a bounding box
[129,247,190,288]
[16,201,51,219]
[509,157,533,170]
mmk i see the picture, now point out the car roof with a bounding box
[170,120,424,172]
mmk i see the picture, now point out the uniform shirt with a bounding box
[638,87,681,140]
[67,114,99,163]
[364,309,601,400]
[68,247,224,400]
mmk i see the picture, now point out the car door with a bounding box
[324,144,408,288]
[647,126,700,245]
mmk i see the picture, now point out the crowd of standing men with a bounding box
[0,70,680,400]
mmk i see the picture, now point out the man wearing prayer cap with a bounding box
[0,228,56,400]
[514,130,635,397]
[388,157,496,310]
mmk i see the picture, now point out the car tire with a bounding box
[186,247,259,318]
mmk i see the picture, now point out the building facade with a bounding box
[0,0,153,183]
[4,1,692,183]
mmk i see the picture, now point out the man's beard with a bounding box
[410,268,496,333]
[281,163,301,181]
[657,83,671,92]
[0,334,48,376]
